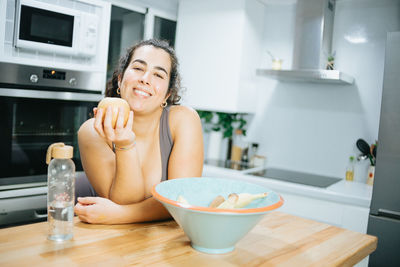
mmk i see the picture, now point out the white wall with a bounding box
[258,3,296,70]
[246,0,400,182]
[104,0,179,17]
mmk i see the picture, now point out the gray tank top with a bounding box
[112,106,173,180]
[159,106,173,181]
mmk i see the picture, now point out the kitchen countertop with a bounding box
[0,212,377,266]
[1,167,372,208]
[203,165,373,208]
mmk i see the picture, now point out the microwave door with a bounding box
[14,0,78,55]
[18,5,74,47]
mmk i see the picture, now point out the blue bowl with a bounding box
[152,177,284,254]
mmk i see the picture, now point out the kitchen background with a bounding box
[249,0,400,182]
[1,0,398,185]
[177,0,400,183]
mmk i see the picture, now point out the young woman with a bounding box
[74,39,204,224]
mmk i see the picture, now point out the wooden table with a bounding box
[0,212,377,266]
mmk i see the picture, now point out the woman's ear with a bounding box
[165,92,171,102]
[118,74,121,88]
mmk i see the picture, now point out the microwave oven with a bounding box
[13,0,99,57]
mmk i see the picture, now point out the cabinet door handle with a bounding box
[378,209,400,220]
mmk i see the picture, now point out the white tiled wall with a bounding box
[246,0,400,182]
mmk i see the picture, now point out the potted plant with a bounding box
[198,110,247,160]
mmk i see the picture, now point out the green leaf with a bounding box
[199,111,249,139]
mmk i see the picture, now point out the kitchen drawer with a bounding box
[0,194,47,226]
[278,192,343,227]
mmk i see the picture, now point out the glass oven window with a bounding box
[19,5,74,47]
[0,96,96,182]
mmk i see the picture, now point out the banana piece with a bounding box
[216,193,239,209]
[177,195,190,205]
[178,192,268,209]
[234,192,268,208]
[209,195,225,208]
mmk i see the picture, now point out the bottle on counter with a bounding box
[230,129,247,163]
[241,147,249,163]
[366,165,375,186]
[345,156,355,181]
[249,143,259,167]
[46,143,75,241]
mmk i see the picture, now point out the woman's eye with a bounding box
[133,67,143,71]
[154,73,164,79]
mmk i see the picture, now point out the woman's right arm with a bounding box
[78,114,146,204]
[78,118,116,198]
[91,107,145,203]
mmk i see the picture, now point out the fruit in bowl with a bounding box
[151,177,284,254]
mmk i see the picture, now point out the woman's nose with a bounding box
[139,71,151,85]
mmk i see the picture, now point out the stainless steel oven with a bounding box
[0,62,102,227]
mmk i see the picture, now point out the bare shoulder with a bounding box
[78,118,104,145]
[78,118,96,138]
[169,105,201,126]
[168,105,202,138]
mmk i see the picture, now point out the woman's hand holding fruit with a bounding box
[94,97,135,148]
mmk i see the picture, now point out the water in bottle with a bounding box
[46,143,75,241]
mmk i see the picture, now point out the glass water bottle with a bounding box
[46,143,75,241]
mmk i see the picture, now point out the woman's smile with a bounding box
[119,45,171,112]
[133,87,152,98]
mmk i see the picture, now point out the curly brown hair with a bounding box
[105,39,181,105]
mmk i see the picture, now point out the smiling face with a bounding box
[118,45,171,113]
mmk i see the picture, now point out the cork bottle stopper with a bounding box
[46,143,73,164]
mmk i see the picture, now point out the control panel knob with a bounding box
[30,74,38,83]
[69,77,77,86]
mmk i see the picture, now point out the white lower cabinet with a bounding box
[277,192,370,234]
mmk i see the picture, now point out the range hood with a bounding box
[257,0,354,85]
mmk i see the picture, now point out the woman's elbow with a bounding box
[109,192,145,205]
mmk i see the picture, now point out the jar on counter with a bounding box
[230,129,247,163]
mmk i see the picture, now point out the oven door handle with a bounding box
[0,88,103,102]
[34,210,48,219]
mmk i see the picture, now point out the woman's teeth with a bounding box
[135,89,150,97]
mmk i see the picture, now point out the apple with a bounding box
[97,97,130,128]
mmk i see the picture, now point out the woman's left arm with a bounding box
[167,106,204,179]
[74,196,171,224]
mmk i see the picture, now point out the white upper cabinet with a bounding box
[175,0,265,113]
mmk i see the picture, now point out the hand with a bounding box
[74,197,124,224]
[93,106,135,147]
